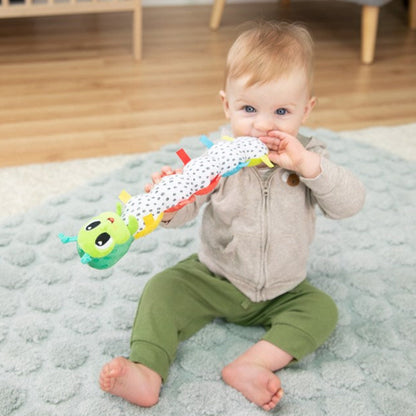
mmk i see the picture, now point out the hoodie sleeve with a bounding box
[160,191,211,228]
[301,137,366,219]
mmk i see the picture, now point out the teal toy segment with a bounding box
[76,236,135,269]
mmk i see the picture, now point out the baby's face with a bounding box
[221,69,315,139]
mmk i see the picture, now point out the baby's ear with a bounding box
[302,96,317,123]
[219,90,231,119]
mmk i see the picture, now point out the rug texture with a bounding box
[1,127,415,416]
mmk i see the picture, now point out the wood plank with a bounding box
[0,1,136,18]
[0,0,415,167]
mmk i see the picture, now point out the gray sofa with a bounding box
[210,0,416,63]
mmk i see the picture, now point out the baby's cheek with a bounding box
[231,118,252,137]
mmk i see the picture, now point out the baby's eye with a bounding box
[244,105,256,113]
[275,108,288,116]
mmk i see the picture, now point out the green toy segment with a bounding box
[60,209,139,269]
[77,211,138,259]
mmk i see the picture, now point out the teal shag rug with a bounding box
[1,126,415,416]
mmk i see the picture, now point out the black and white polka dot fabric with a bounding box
[122,136,269,232]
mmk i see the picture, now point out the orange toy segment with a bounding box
[164,174,221,213]
[164,195,196,213]
[195,175,221,195]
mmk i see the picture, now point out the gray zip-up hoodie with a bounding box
[163,135,366,302]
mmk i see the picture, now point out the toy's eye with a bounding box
[95,232,113,250]
[86,220,101,231]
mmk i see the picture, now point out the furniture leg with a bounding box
[210,0,226,30]
[410,0,416,29]
[361,5,379,64]
[133,0,142,60]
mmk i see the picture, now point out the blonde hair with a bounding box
[224,21,314,92]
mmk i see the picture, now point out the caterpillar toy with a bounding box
[59,135,273,269]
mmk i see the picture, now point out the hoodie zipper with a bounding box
[253,168,274,298]
[261,184,269,295]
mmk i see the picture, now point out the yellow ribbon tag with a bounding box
[119,190,132,204]
[260,155,274,168]
[221,135,235,142]
[134,212,164,239]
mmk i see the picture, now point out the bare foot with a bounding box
[222,361,284,411]
[99,357,162,407]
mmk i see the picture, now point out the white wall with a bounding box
[142,0,275,6]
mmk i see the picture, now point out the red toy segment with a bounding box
[176,148,191,165]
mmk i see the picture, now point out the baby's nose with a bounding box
[254,114,275,134]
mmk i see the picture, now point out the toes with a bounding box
[262,384,284,411]
[267,376,281,394]
[103,363,112,375]
[99,376,111,391]
[262,393,283,411]
[262,400,277,411]
[272,388,284,404]
[99,370,113,391]
[99,359,124,391]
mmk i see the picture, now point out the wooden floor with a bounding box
[0,1,415,167]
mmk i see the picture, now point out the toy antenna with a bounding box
[81,253,92,264]
[58,233,78,244]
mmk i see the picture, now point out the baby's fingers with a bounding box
[153,166,173,183]
[259,136,281,151]
[160,166,174,177]
[145,166,181,193]
[267,130,294,139]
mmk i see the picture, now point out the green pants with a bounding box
[130,254,338,381]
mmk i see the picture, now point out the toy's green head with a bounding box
[78,211,132,259]
[59,208,139,269]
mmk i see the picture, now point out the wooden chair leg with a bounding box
[133,0,142,60]
[361,5,379,64]
[210,0,227,30]
[410,0,416,29]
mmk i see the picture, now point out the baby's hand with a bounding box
[259,131,321,178]
[144,166,182,193]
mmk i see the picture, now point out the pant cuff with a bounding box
[129,340,171,382]
[262,323,318,362]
